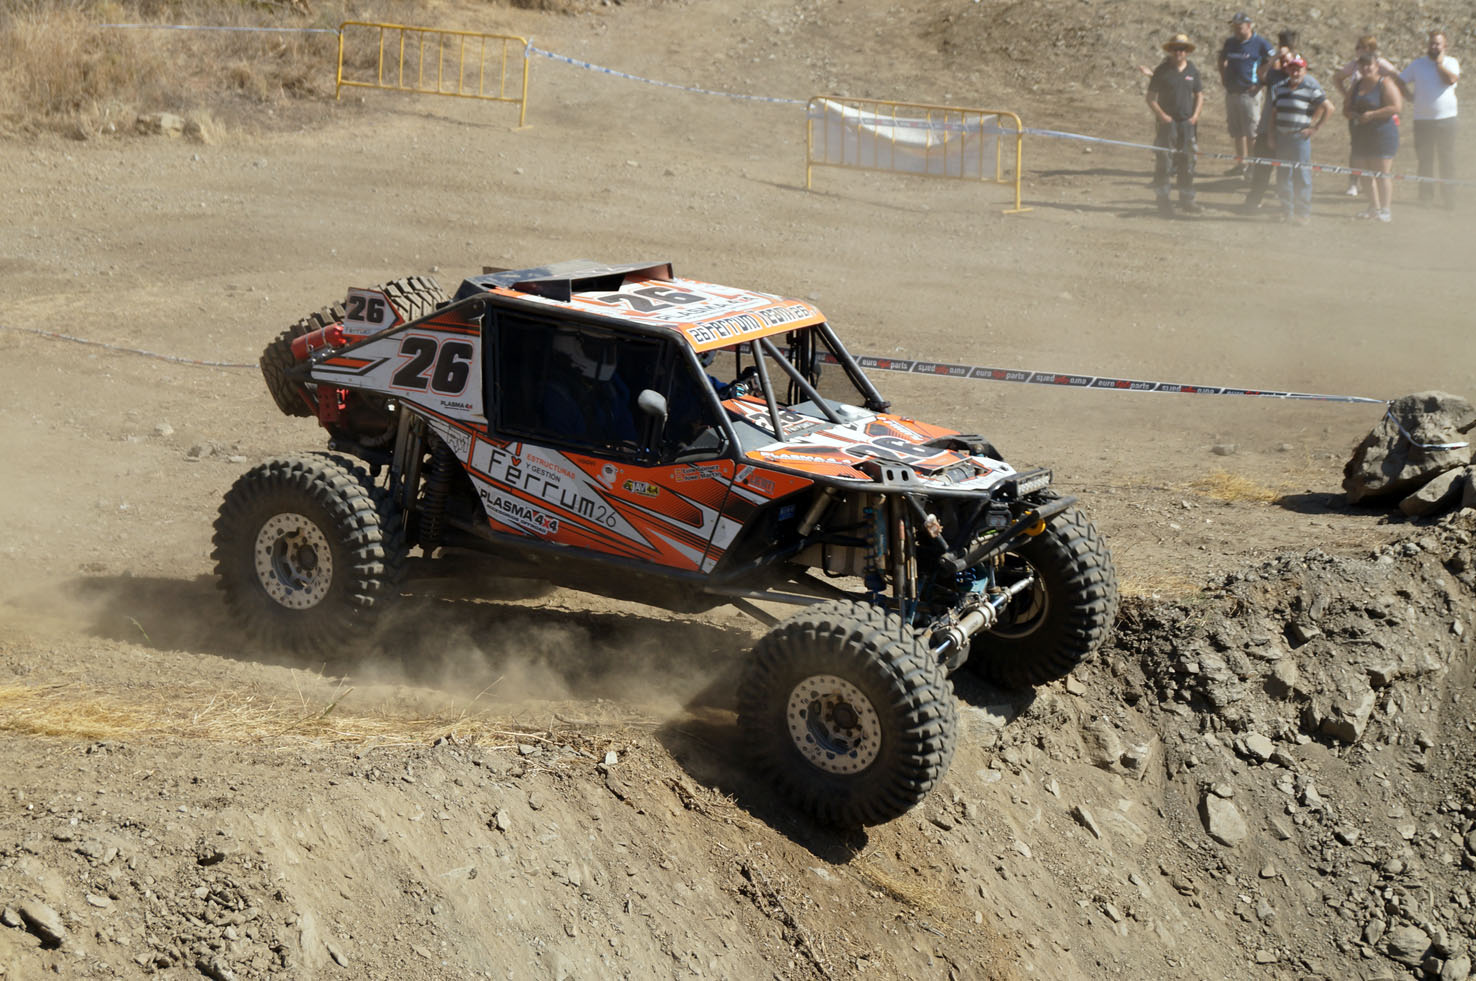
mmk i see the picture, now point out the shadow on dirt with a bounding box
[1274,490,1353,515]
[655,660,1032,858]
[656,706,874,862]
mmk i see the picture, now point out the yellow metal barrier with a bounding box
[336,22,531,126]
[806,97,1029,214]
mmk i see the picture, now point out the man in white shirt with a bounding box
[1398,31,1460,208]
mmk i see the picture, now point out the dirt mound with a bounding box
[4,520,1473,980]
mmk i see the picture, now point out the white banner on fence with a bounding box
[809,99,1001,178]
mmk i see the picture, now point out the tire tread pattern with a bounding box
[738,599,958,826]
[975,504,1119,689]
[212,455,405,653]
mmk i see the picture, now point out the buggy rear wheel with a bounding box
[259,275,448,422]
[738,599,957,826]
[212,455,405,653]
[966,503,1118,689]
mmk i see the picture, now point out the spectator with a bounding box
[1219,13,1274,176]
[1345,51,1403,221]
[1243,30,1299,212]
[1332,36,1399,196]
[1147,33,1205,217]
[1398,31,1460,209]
[1268,54,1332,225]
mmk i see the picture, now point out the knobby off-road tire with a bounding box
[967,502,1119,689]
[261,304,345,418]
[738,599,958,826]
[259,275,448,419]
[212,455,406,654]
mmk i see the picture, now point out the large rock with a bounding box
[1400,466,1474,517]
[135,112,185,138]
[1344,392,1476,504]
[1200,793,1248,846]
[1386,924,1432,966]
[1301,667,1377,743]
[17,901,66,947]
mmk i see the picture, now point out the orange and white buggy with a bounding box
[217,260,1118,825]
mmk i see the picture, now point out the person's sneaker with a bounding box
[1293,215,1311,226]
[1354,208,1377,220]
[1157,198,1175,217]
[1344,184,1359,197]
[1377,209,1392,223]
[1225,163,1245,176]
[1179,201,1204,215]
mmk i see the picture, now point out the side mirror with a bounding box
[637,389,668,423]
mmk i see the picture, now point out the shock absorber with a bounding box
[417,435,456,551]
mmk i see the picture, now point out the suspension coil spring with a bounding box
[418,436,456,550]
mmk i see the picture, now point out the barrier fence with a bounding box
[334,21,530,126]
[806,98,1029,214]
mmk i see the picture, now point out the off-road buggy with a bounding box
[217,260,1118,826]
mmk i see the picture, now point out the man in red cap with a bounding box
[1147,33,1205,216]
[1267,53,1331,224]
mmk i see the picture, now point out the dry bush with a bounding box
[0,0,350,136]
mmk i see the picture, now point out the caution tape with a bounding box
[100,22,337,34]
[1025,126,1476,188]
[87,27,1469,187]
[1384,409,1470,450]
[525,46,805,106]
[821,351,1384,405]
[522,45,1471,189]
[0,325,254,369]
[5,322,1384,406]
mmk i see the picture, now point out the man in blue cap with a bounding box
[1219,13,1274,176]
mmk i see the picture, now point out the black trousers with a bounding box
[1413,117,1458,207]
[1153,120,1197,201]
[1244,127,1274,207]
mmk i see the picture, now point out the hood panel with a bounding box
[727,399,1015,488]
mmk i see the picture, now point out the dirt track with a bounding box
[3,1,1476,978]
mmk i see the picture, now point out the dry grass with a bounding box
[1186,469,1284,504]
[0,0,349,136]
[0,680,556,749]
[1117,569,1203,600]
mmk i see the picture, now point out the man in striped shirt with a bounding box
[1267,54,1332,224]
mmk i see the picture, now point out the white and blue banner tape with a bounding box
[819,351,1383,405]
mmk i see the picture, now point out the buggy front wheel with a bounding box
[738,599,957,826]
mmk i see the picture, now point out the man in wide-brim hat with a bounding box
[1147,33,1205,216]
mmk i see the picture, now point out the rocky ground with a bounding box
[2,0,1476,979]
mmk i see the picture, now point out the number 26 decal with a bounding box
[343,288,397,329]
[392,336,474,395]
